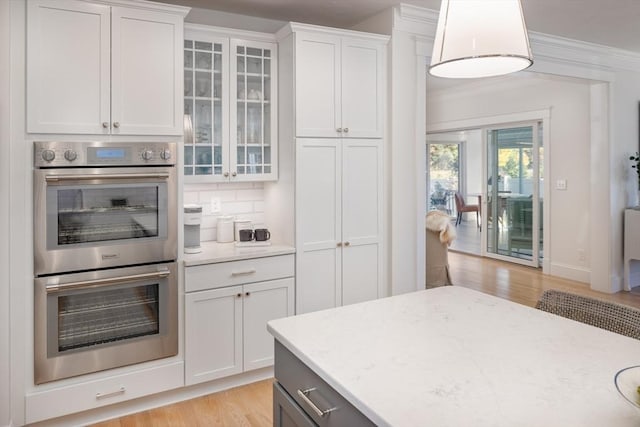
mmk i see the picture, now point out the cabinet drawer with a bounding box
[25,361,184,424]
[186,254,294,292]
[274,341,375,427]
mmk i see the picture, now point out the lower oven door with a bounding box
[34,262,178,384]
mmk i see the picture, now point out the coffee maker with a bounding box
[184,204,202,254]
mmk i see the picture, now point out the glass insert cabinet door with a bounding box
[230,39,278,181]
[184,35,229,180]
[183,32,277,182]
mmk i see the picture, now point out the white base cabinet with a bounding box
[27,0,187,135]
[185,255,294,386]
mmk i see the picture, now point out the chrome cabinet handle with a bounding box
[297,388,336,418]
[343,127,349,133]
[231,269,256,277]
[102,122,109,128]
[344,241,351,246]
[113,121,120,128]
[223,172,229,177]
[96,386,125,400]
[336,128,343,133]
[336,242,343,247]
[46,270,170,293]
[231,171,237,177]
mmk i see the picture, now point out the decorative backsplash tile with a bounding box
[183,182,265,242]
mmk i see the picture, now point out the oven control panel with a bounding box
[34,141,177,167]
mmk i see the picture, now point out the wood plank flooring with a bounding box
[92,252,640,426]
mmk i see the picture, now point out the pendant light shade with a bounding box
[429,0,533,78]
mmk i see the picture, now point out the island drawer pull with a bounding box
[95,386,126,400]
[297,387,336,417]
[231,269,256,277]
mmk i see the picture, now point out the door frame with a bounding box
[426,109,551,274]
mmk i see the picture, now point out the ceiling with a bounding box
[161,0,640,54]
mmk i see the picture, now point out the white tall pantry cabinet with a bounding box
[270,23,388,314]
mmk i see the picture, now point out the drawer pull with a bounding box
[96,386,125,400]
[297,387,336,417]
[231,269,256,277]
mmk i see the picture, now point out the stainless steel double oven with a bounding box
[33,141,178,384]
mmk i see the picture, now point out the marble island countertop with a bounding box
[268,286,640,426]
[182,240,295,266]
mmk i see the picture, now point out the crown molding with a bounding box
[393,3,640,74]
[276,21,390,42]
[86,0,190,16]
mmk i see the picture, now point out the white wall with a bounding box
[427,74,592,280]
[464,130,483,196]
[0,0,11,425]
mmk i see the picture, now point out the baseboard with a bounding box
[548,262,590,284]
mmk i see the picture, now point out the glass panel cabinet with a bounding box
[184,29,277,182]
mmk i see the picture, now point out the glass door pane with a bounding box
[184,39,225,177]
[233,41,273,177]
[427,143,460,215]
[485,124,541,266]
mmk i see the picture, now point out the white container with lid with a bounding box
[216,216,235,243]
[184,204,203,254]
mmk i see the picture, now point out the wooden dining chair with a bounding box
[453,192,480,228]
[536,289,640,339]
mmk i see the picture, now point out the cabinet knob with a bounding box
[231,171,237,177]
[336,242,343,247]
[336,128,343,133]
[343,127,349,133]
[102,122,109,129]
[344,241,351,246]
[113,122,120,128]
[245,292,250,296]
[236,293,242,298]
[223,172,229,177]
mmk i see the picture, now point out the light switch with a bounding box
[556,179,567,190]
[210,198,221,214]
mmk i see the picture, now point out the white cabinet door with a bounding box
[230,39,279,181]
[27,0,183,136]
[243,278,294,371]
[111,7,183,135]
[27,0,110,134]
[341,40,384,138]
[341,139,383,305]
[295,33,341,138]
[296,139,342,314]
[185,286,243,386]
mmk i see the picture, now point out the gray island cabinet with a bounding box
[268,286,640,427]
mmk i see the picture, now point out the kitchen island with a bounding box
[268,286,640,426]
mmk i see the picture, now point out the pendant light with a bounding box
[429,0,533,78]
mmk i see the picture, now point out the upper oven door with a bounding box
[34,167,177,276]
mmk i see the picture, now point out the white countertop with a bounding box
[183,241,295,266]
[268,286,640,426]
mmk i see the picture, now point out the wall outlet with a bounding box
[210,198,221,214]
[556,179,567,190]
[578,249,586,262]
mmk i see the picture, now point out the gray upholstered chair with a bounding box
[536,289,640,339]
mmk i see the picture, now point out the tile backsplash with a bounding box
[183,182,265,242]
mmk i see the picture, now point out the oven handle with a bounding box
[46,269,171,293]
[45,172,170,182]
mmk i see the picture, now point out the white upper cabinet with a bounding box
[27,0,187,135]
[184,26,278,182]
[293,28,386,138]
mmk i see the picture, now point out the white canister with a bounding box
[216,216,235,243]
[233,219,253,241]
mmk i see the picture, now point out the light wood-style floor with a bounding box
[92,252,640,426]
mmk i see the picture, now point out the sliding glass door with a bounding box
[483,123,543,267]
